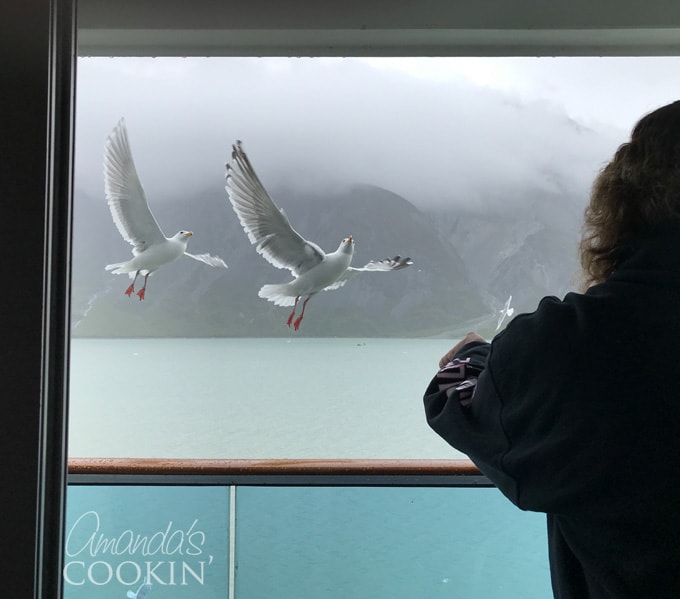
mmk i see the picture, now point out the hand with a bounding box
[438,332,487,368]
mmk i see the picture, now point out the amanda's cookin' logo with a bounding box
[63,510,216,589]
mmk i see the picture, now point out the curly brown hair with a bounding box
[579,100,680,290]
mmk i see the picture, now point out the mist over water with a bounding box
[73,57,680,339]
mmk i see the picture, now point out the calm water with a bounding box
[66,338,552,598]
[68,337,467,459]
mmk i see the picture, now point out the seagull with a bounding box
[225,140,413,330]
[104,118,228,300]
[126,578,152,599]
[496,294,515,331]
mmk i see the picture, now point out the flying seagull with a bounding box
[126,578,152,599]
[104,118,228,300]
[225,140,413,330]
[496,294,515,331]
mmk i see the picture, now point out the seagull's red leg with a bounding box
[137,273,149,300]
[125,271,140,297]
[286,296,300,327]
[293,297,311,331]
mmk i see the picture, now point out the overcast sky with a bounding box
[74,56,680,210]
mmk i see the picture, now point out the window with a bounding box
[9,0,680,595]
[69,55,680,460]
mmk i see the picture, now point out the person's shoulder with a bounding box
[498,293,584,343]
[488,292,589,382]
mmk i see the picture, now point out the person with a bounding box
[423,99,680,598]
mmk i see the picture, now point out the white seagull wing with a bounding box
[496,310,506,331]
[322,279,350,292]
[225,140,325,276]
[184,252,228,268]
[138,583,152,599]
[104,118,166,253]
[337,255,413,282]
[496,295,514,331]
[128,580,152,599]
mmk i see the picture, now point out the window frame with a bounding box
[8,1,680,595]
[2,0,74,596]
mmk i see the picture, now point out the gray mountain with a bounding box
[433,176,587,323]
[71,182,484,337]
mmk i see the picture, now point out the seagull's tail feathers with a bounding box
[105,261,137,277]
[258,284,296,307]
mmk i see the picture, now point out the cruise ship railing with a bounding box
[68,458,488,486]
[64,458,552,597]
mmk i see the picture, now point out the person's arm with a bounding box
[424,296,587,512]
[430,335,490,408]
[438,332,487,368]
[424,337,519,503]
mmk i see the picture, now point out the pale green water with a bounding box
[68,337,466,459]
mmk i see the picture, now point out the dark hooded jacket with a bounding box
[424,222,680,598]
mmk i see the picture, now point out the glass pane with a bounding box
[64,484,550,598]
[69,56,680,458]
[64,485,229,597]
[235,486,550,598]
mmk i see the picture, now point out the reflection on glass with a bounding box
[69,56,680,458]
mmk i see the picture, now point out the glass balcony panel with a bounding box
[64,483,550,597]
[235,486,550,598]
[64,485,230,597]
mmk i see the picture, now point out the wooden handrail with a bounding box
[68,458,480,476]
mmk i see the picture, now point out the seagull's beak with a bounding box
[187,231,193,237]
[347,235,353,243]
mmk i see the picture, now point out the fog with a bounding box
[74,56,679,212]
[71,56,680,336]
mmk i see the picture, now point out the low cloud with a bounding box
[76,57,651,213]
